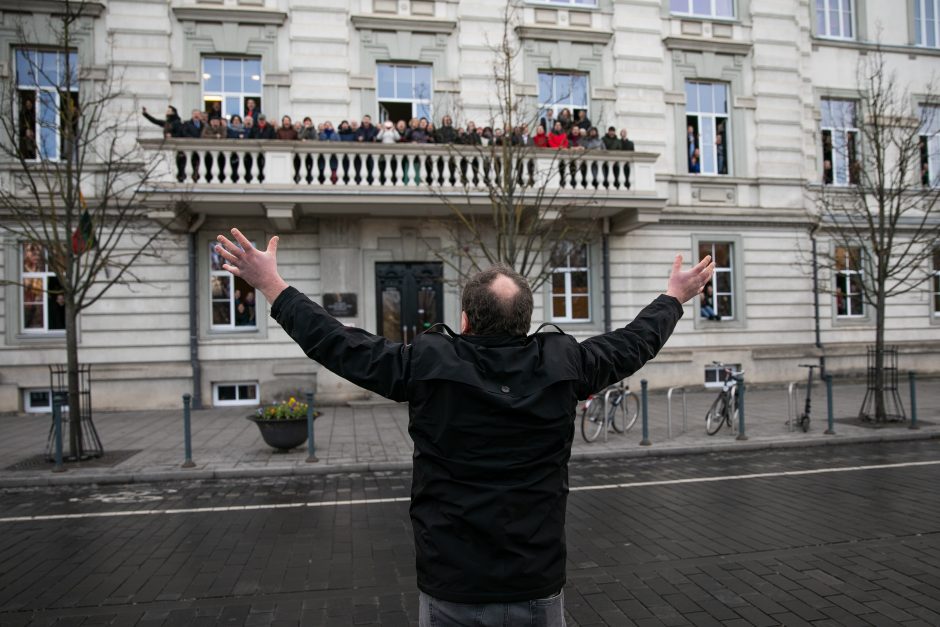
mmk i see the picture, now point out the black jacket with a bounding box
[272,287,682,603]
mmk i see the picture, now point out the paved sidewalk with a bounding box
[1,379,937,487]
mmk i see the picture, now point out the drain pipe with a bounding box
[188,212,206,409]
[602,217,612,333]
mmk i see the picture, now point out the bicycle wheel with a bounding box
[608,394,626,433]
[705,393,728,435]
[581,397,605,442]
[619,392,639,432]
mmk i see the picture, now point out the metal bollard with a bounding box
[52,397,65,473]
[736,377,748,441]
[182,393,195,468]
[306,391,319,463]
[908,371,919,430]
[824,374,835,435]
[639,379,651,446]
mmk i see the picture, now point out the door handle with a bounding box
[411,324,417,339]
[401,325,408,343]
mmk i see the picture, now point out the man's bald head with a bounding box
[461,265,533,336]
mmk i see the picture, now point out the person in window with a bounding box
[700,283,720,320]
[250,114,276,140]
[716,133,727,175]
[576,110,592,131]
[142,105,182,139]
[228,115,247,139]
[690,148,701,174]
[207,101,222,120]
[244,99,260,122]
[435,115,458,144]
[181,109,204,138]
[235,302,252,327]
[202,115,226,140]
[533,124,550,148]
[49,293,67,330]
[18,96,37,158]
[619,129,635,151]
[558,108,573,132]
[687,124,697,170]
[548,121,569,149]
[337,120,356,141]
[539,109,555,136]
[298,117,316,141]
[356,115,379,142]
[275,115,298,140]
[601,126,621,151]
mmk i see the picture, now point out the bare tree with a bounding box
[0,0,178,457]
[427,2,610,292]
[812,46,940,422]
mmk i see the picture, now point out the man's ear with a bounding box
[460,311,470,334]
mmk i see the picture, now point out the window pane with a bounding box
[377,64,394,99]
[210,243,225,271]
[552,272,566,292]
[30,390,51,407]
[692,0,710,16]
[203,57,222,93]
[700,116,715,174]
[841,0,853,37]
[16,50,36,86]
[38,90,58,160]
[715,85,728,114]
[715,0,734,17]
[670,0,689,12]
[572,75,588,107]
[37,51,58,87]
[714,243,731,268]
[698,242,711,262]
[66,51,79,87]
[553,74,572,105]
[212,302,231,325]
[717,295,732,317]
[225,96,241,118]
[23,243,45,272]
[416,103,432,121]
[244,58,262,94]
[571,296,589,320]
[414,65,432,100]
[538,72,552,104]
[817,0,827,34]
[685,81,698,112]
[716,271,732,293]
[237,384,257,400]
[217,385,236,401]
[223,58,242,93]
[571,271,588,293]
[23,304,43,329]
[211,276,229,299]
[552,296,566,318]
[395,66,412,101]
[569,244,588,268]
[23,277,43,305]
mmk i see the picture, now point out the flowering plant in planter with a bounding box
[255,396,310,421]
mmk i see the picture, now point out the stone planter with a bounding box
[247,416,309,452]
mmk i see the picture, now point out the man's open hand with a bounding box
[665,254,715,304]
[215,228,288,303]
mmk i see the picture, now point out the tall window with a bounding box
[821,99,860,186]
[532,0,597,5]
[15,49,79,161]
[686,81,730,176]
[816,0,854,39]
[915,0,940,48]
[834,246,865,317]
[933,249,940,316]
[670,0,734,19]
[550,242,590,322]
[202,56,262,119]
[210,243,256,331]
[21,243,66,333]
[377,64,433,124]
[538,71,589,121]
[920,105,940,187]
[698,242,734,320]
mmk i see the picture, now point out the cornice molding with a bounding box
[0,0,104,16]
[812,37,940,59]
[350,14,456,34]
[172,6,287,26]
[663,35,752,56]
[515,25,612,46]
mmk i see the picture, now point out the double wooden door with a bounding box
[375,262,444,344]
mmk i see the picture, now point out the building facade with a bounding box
[1,0,938,412]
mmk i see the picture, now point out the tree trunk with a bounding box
[65,294,82,458]
[874,284,887,422]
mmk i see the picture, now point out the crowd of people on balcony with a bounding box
[142,100,636,153]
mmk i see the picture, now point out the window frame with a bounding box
[815,0,856,40]
[703,363,742,388]
[201,55,263,120]
[920,103,940,188]
[914,0,940,48]
[669,0,735,20]
[685,80,731,176]
[20,242,66,335]
[821,98,861,186]
[931,248,940,318]
[208,240,260,333]
[549,242,592,324]
[692,234,746,329]
[15,48,80,163]
[200,232,266,340]
[833,245,867,320]
[212,382,260,407]
[537,70,591,122]
[22,388,69,414]
[376,63,434,123]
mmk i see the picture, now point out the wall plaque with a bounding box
[323,293,357,318]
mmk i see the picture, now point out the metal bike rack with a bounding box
[666,386,688,439]
[602,387,617,442]
[786,381,800,432]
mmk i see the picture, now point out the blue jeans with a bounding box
[419,590,566,627]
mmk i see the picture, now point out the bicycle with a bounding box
[790,363,817,433]
[705,362,744,435]
[581,380,639,443]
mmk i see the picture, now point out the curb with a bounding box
[1,430,938,489]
